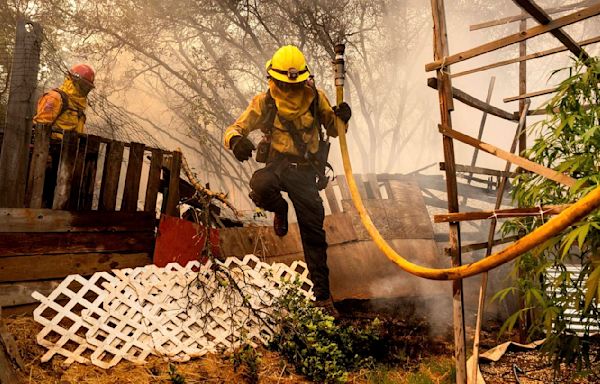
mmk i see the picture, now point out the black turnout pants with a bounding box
[249,157,330,301]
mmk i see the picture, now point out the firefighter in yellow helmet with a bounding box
[33,64,95,207]
[224,45,351,317]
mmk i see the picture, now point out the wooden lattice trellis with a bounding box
[32,255,313,369]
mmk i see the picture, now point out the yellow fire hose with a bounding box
[333,44,600,281]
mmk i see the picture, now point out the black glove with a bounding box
[230,135,255,162]
[333,102,352,123]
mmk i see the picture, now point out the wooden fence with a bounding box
[17,125,182,214]
[0,126,183,315]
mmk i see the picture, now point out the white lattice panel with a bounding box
[33,254,313,368]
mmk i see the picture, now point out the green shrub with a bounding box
[270,281,381,383]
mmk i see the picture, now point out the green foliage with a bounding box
[500,56,600,369]
[231,343,261,384]
[269,281,381,383]
[167,363,186,384]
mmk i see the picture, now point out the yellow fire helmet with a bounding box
[265,45,310,83]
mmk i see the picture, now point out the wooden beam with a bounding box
[513,0,590,62]
[444,235,521,255]
[0,209,155,233]
[470,0,598,31]
[439,124,577,187]
[439,162,517,178]
[0,252,151,282]
[504,86,557,102]
[427,78,517,121]
[0,231,155,257]
[452,35,600,79]
[434,204,570,223]
[425,4,600,72]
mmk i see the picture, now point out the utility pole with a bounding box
[0,19,42,207]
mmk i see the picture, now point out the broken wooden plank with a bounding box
[98,140,124,211]
[513,0,589,61]
[0,231,155,257]
[428,78,517,121]
[365,173,382,199]
[504,86,558,102]
[425,3,600,71]
[324,183,341,214]
[0,307,23,383]
[144,148,163,212]
[452,35,600,78]
[444,235,521,255]
[335,174,352,201]
[79,136,100,210]
[164,151,182,216]
[121,142,145,212]
[470,0,597,30]
[0,252,152,282]
[68,134,87,209]
[52,130,78,210]
[26,124,51,208]
[0,280,61,307]
[439,162,517,178]
[439,124,577,187]
[0,209,155,233]
[434,204,570,223]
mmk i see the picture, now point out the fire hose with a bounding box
[333,43,600,281]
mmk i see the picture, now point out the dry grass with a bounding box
[5,315,458,384]
[5,315,313,384]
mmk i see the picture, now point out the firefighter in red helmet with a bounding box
[33,63,95,135]
[33,64,95,207]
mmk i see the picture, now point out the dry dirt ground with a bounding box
[4,311,600,383]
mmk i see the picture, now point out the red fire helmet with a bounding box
[69,64,95,87]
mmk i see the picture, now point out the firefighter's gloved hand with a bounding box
[230,136,255,162]
[333,102,352,123]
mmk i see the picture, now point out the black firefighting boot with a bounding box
[313,296,340,320]
[273,204,288,237]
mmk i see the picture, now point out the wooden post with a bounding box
[26,124,51,208]
[79,136,100,210]
[121,142,145,212]
[466,77,495,185]
[164,151,181,216]
[52,130,79,210]
[144,148,163,213]
[431,1,466,382]
[0,20,42,208]
[518,16,527,155]
[471,100,530,383]
[98,141,124,211]
[518,15,529,344]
